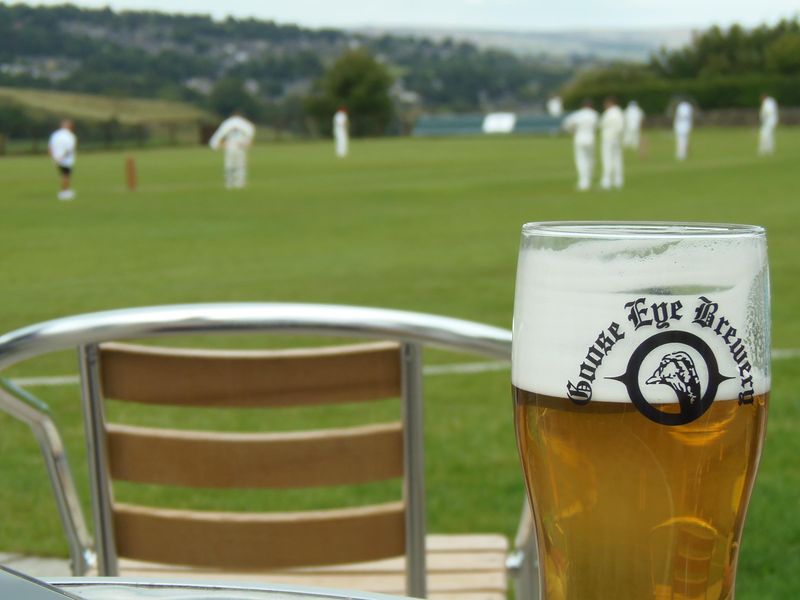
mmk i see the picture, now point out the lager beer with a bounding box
[512,223,770,600]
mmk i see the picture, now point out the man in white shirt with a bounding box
[623,100,645,151]
[48,119,77,201]
[333,107,349,158]
[546,96,563,118]
[562,99,599,191]
[673,99,693,161]
[758,94,778,155]
[599,97,625,190]
[209,111,256,189]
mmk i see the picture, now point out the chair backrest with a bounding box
[81,340,427,595]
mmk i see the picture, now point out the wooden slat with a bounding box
[425,594,505,600]
[114,568,507,597]
[427,594,505,599]
[280,535,506,573]
[235,571,508,595]
[117,534,508,575]
[286,549,507,574]
[120,550,507,575]
[115,532,509,597]
[426,534,509,553]
[99,341,402,407]
[106,422,403,488]
[116,565,507,599]
[113,501,406,569]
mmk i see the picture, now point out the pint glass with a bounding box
[512,223,769,600]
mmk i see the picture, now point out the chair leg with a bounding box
[0,379,94,575]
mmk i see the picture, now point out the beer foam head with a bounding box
[512,223,770,403]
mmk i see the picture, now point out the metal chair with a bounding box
[0,304,538,599]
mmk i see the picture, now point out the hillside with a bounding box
[0,4,583,115]
[357,26,692,61]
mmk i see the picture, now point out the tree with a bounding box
[306,50,394,137]
[650,18,800,79]
[765,32,800,74]
[208,77,261,120]
[561,18,800,111]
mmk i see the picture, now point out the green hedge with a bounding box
[562,75,800,113]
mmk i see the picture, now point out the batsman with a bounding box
[209,111,256,189]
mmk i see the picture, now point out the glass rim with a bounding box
[521,221,765,239]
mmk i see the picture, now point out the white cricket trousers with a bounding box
[224,148,247,189]
[623,128,639,150]
[573,142,594,191]
[759,125,775,155]
[600,140,624,189]
[335,132,348,158]
[675,130,690,161]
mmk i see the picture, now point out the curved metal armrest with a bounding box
[0,379,95,575]
[0,303,512,371]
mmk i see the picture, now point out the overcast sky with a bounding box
[7,0,799,30]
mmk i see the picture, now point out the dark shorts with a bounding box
[58,165,72,176]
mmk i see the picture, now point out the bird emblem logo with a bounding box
[645,351,702,411]
[609,331,733,426]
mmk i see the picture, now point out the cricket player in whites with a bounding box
[48,119,77,201]
[673,99,693,161]
[758,94,778,155]
[562,99,598,191]
[623,100,644,151]
[209,111,255,189]
[599,97,625,189]
[333,107,349,158]
[546,95,564,118]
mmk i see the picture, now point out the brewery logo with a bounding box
[647,351,700,404]
[608,330,733,426]
[566,295,756,424]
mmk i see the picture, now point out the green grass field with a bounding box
[0,128,798,597]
